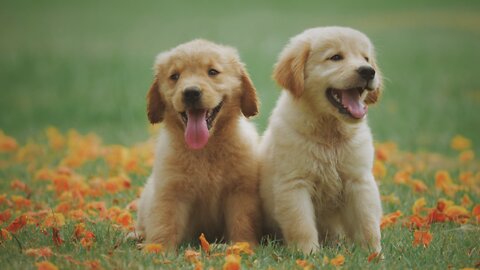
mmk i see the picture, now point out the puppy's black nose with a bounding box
[357,66,375,81]
[183,87,202,105]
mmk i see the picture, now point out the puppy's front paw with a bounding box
[295,240,319,254]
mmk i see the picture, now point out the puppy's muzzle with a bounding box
[183,86,202,108]
[357,66,375,90]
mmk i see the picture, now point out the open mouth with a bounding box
[326,87,367,119]
[180,101,223,130]
[179,101,223,150]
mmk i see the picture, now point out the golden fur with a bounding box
[136,39,261,248]
[260,27,383,253]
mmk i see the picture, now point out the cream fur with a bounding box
[260,27,383,254]
[136,39,261,248]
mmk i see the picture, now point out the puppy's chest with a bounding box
[182,161,230,188]
[166,150,246,191]
[305,145,349,209]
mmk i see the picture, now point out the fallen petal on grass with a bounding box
[330,254,345,266]
[25,247,53,258]
[413,230,433,247]
[199,233,210,254]
[226,242,254,255]
[143,243,164,254]
[35,261,58,270]
[223,254,241,270]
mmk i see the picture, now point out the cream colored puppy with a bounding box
[136,39,261,248]
[260,26,383,254]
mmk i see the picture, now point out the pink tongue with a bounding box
[341,89,367,119]
[185,110,209,150]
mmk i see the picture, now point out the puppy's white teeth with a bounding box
[333,92,341,103]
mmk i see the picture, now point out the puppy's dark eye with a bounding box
[169,73,180,81]
[364,57,370,62]
[208,69,220,76]
[329,54,343,61]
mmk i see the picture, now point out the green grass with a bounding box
[1,0,480,269]
[1,0,479,152]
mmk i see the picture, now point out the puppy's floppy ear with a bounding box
[273,40,310,97]
[240,68,259,117]
[365,61,383,105]
[147,78,165,124]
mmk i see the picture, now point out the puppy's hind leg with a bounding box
[275,185,319,254]
[341,176,382,253]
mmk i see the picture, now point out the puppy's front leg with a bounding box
[341,176,382,252]
[225,191,261,245]
[275,186,319,254]
[145,193,190,249]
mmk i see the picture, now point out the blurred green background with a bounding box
[1,0,479,153]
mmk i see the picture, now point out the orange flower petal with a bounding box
[450,135,471,151]
[412,197,427,216]
[413,230,432,247]
[330,254,345,266]
[115,211,132,229]
[459,150,475,163]
[36,261,58,270]
[473,204,480,217]
[11,195,31,209]
[35,168,54,181]
[194,261,203,270]
[226,242,254,255]
[6,215,27,233]
[223,254,241,270]
[144,243,163,254]
[74,223,86,239]
[405,215,428,229]
[410,179,428,193]
[380,210,403,229]
[43,213,65,228]
[52,227,64,246]
[25,247,53,258]
[372,160,387,179]
[367,252,380,263]
[459,172,475,187]
[394,170,412,185]
[427,209,446,224]
[435,171,459,197]
[444,205,470,223]
[0,131,18,152]
[296,259,313,269]
[10,179,29,192]
[80,235,95,250]
[84,260,101,270]
[184,249,201,262]
[0,209,11,223]
[199,233,210,254]
[461,194,472,207]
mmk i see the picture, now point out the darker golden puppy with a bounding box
[136,39,261,248]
